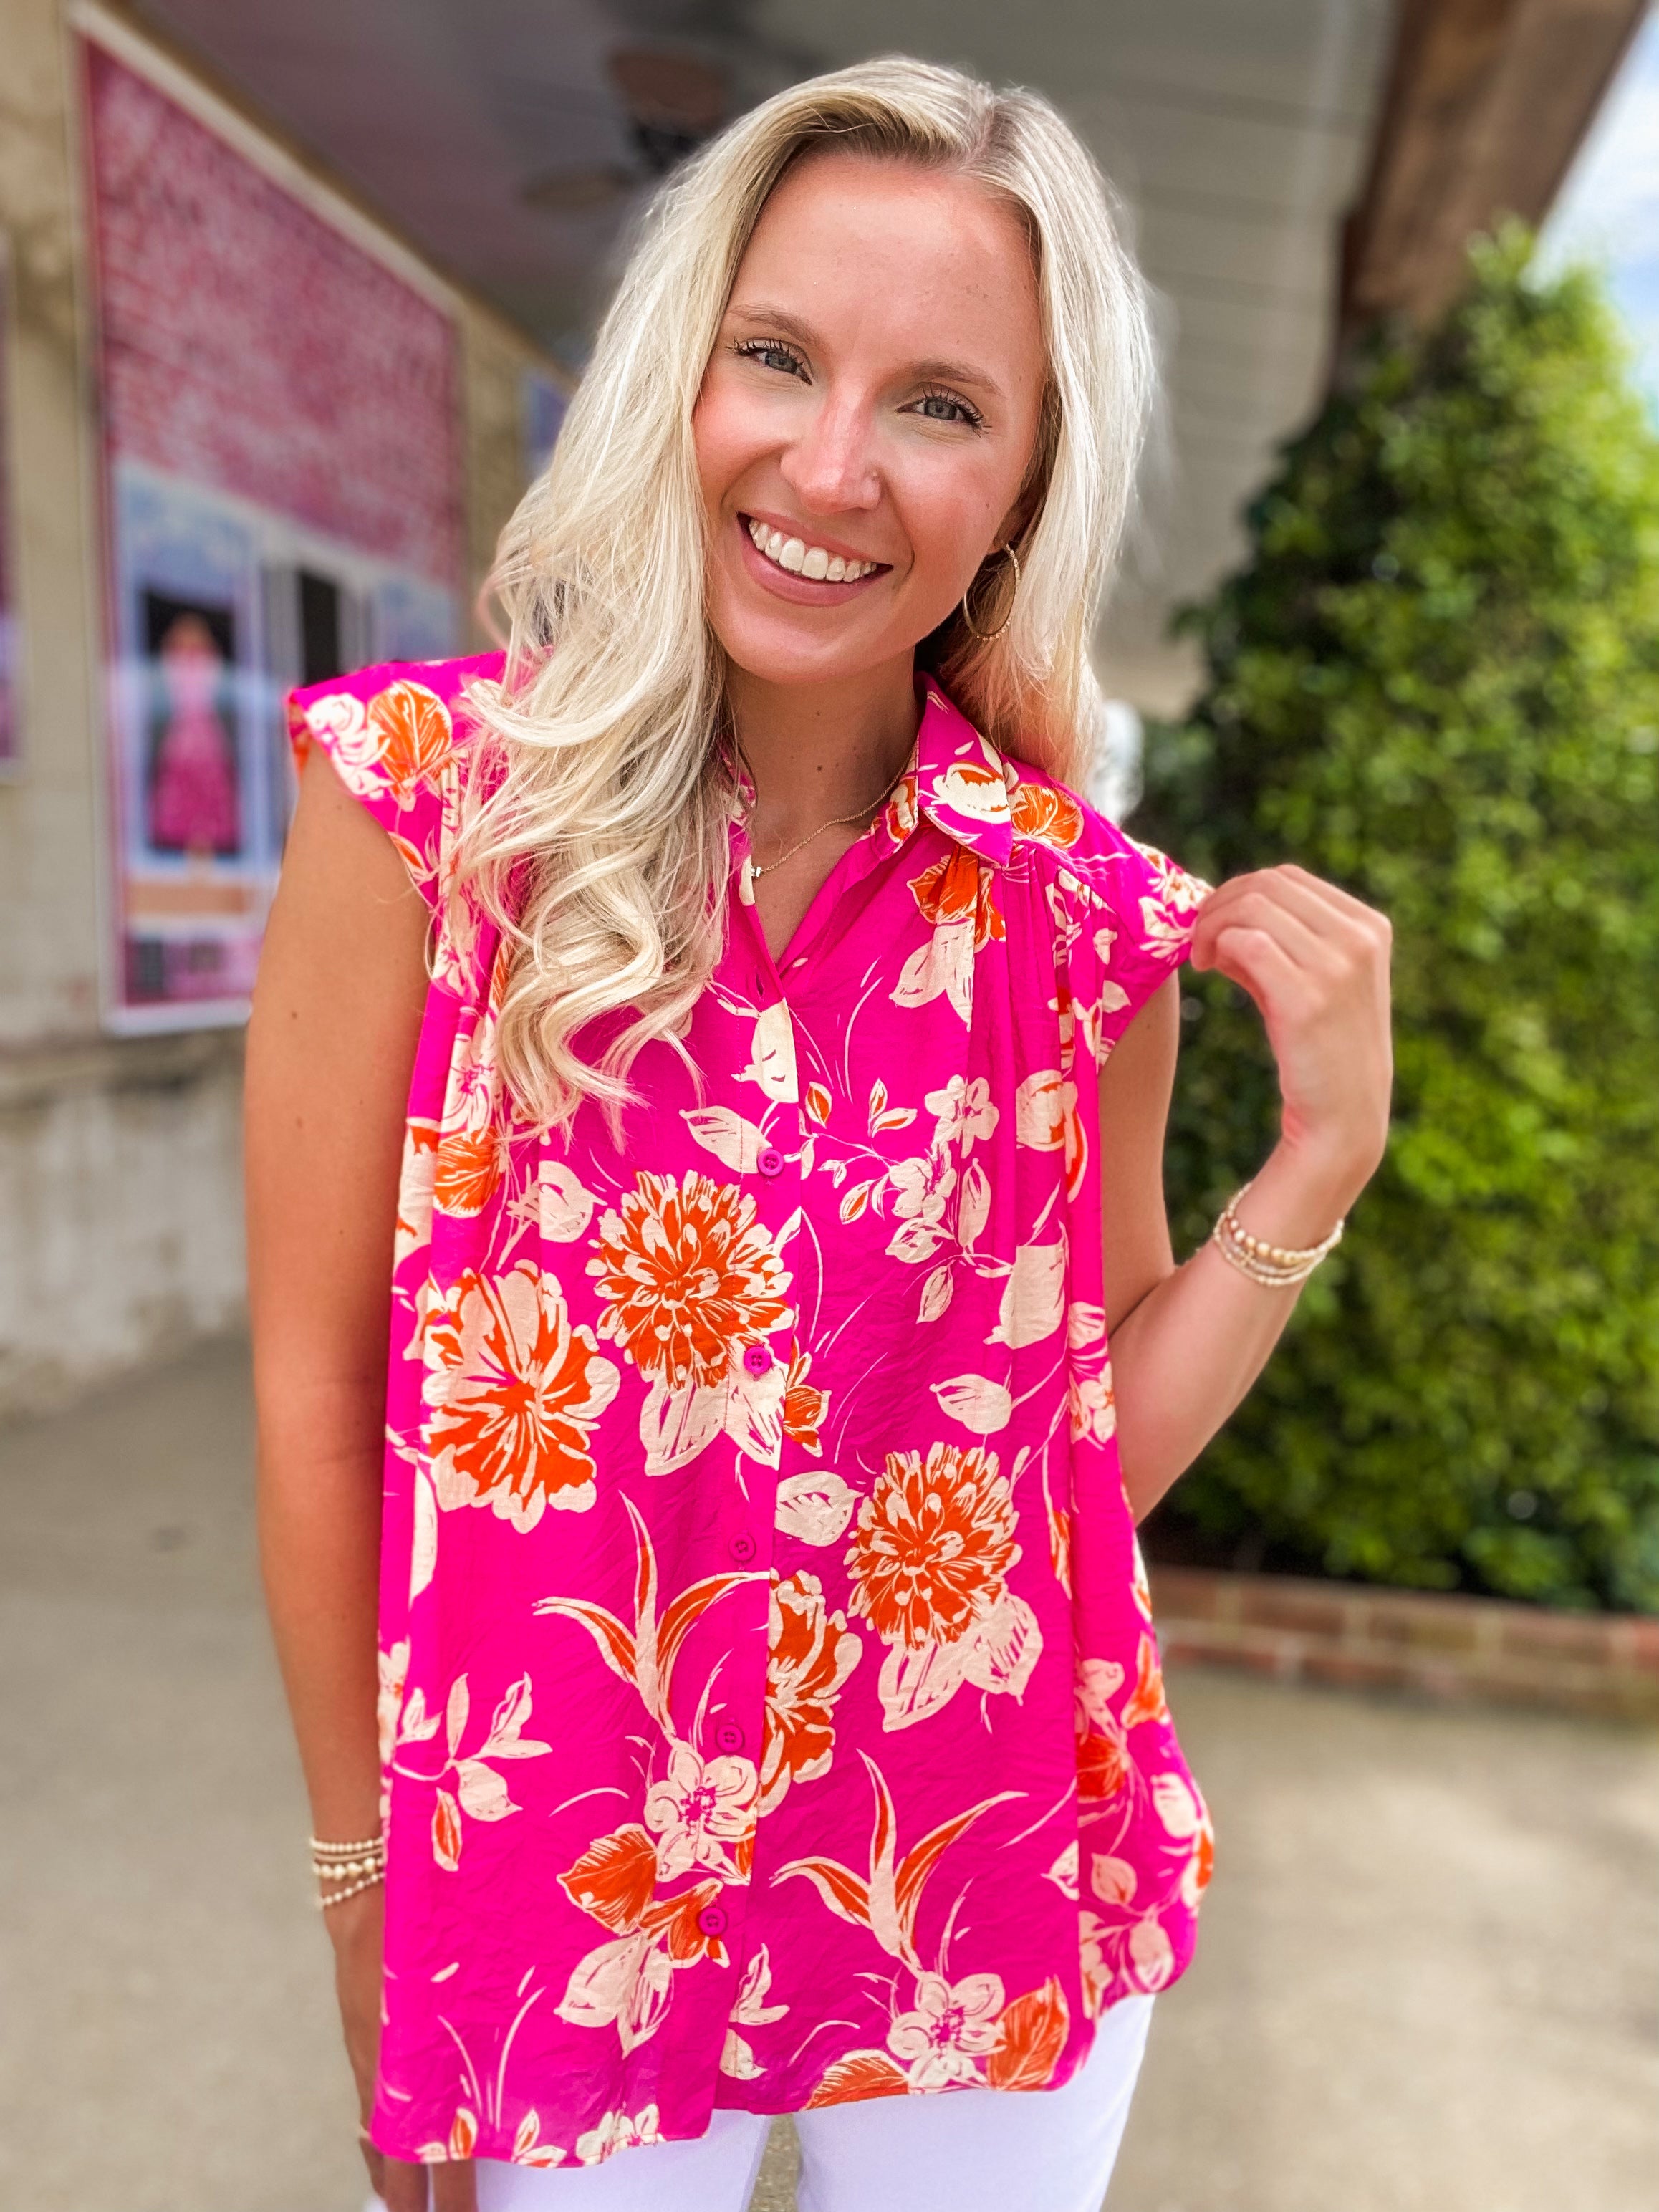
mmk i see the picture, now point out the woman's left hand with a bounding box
[1190,862,1393,1206]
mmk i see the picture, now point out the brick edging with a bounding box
[1148,1566,1659,1723]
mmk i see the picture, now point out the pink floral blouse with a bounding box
[287,655,1214,2173]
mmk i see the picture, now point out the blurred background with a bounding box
[1,2,1657,2207]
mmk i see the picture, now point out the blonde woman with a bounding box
[247,56,1392,2212]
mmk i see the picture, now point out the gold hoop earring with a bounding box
[960,542,1021,643]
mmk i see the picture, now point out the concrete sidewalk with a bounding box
[2,1338,1655,2212]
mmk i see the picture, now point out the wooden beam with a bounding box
[1340,0,1648,336]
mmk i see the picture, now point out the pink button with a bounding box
[758,1146,785,1177]
[741,1343,772,1377]
[714,1720,745,1754]
[698,1903,728,1938]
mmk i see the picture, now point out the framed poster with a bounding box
[79,19,464,1029]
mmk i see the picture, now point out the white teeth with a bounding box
[746,516,875,582]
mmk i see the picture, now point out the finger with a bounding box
[1196,870,1371,956]
[1195,896,1344,985]
[1199,865,1389,951]
[1198,924,1309,1013]
[433,2159,479,2212]
[1273,862,1392,936]
[379,2156,431,2212]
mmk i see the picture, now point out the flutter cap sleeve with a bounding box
[1059,800,1212,1066]
[286,662,479,911]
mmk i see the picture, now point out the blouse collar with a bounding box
[910,681,1014,869]
[726,678,1014,871]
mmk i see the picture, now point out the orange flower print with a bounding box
[1075,1653,1132,1800]
[846,1443,1016,1649]
[759,1572,862,1816]
[781,1344,828,1453]
[1077,1730,1130,1802]
[1009,776,1085,850]
[639,1875,730,1966]
[986,1976,1070,2090]
[434,1118,504,1217]
[1182,1817,1216,1908]
[882,769,918,842]
[1122,1633,1169,1728]
[590,1171,792,1390]
[559,1824,660,1933]
[425,1264,620,1528]
[907,847,1004,950]
[368,678,455,807]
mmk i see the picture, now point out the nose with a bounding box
[778,388,880,514]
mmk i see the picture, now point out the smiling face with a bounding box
[693,152,1047,693]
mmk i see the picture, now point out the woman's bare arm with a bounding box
[245,749,465,2211]
[246,750,428,1836]
[1100,867,1393,1524]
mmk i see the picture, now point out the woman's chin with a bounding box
[713,609,899,691]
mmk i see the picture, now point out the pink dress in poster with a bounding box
[147,613,239,856]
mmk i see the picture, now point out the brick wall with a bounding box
[84,43,461,585]
[1150,1566,1659,1722]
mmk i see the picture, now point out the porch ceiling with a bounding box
[125,0,1396,706]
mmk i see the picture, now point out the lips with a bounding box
[744,516,880,582]
[734,511,889,604]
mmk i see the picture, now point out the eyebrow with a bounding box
[724,298,1006,401]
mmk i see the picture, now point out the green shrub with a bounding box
[1137,230,1659,1612]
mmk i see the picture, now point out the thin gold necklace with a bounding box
[746,754,912,880]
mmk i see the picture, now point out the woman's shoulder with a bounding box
[285,652,506,910]
[1001,754,1207,910]
[286,651,506,777]
[999,751,1211,1055]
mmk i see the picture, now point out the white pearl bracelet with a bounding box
[1211,1179,1344,1287]
[311,1831,387,1909]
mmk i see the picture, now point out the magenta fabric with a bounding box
[287,656,1215,2173]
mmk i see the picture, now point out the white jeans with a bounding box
[369,1994,1153,2212]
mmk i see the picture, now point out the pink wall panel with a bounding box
[85,43,461,587]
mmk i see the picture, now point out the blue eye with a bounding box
[911,388,984,430]
[734,340,806,378]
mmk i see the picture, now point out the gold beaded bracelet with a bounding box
[1211,1179,1344,1288]
[310,1832,387,1911]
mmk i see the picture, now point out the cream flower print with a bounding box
[387,1672,551,1872]
[721,1945,789,2080]
[644,1741,759,1880]
[845,1443,1040,1730]
[423,1264,620,1527]
[926,1074,999,1154]
[287,657,1215,2161]
[377,1638,410,1768]
[759,1572,862,1815]
[887,1971,1006,2090]
[574,2105,662,2167]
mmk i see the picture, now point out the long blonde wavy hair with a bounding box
[458,55,1155,1131]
